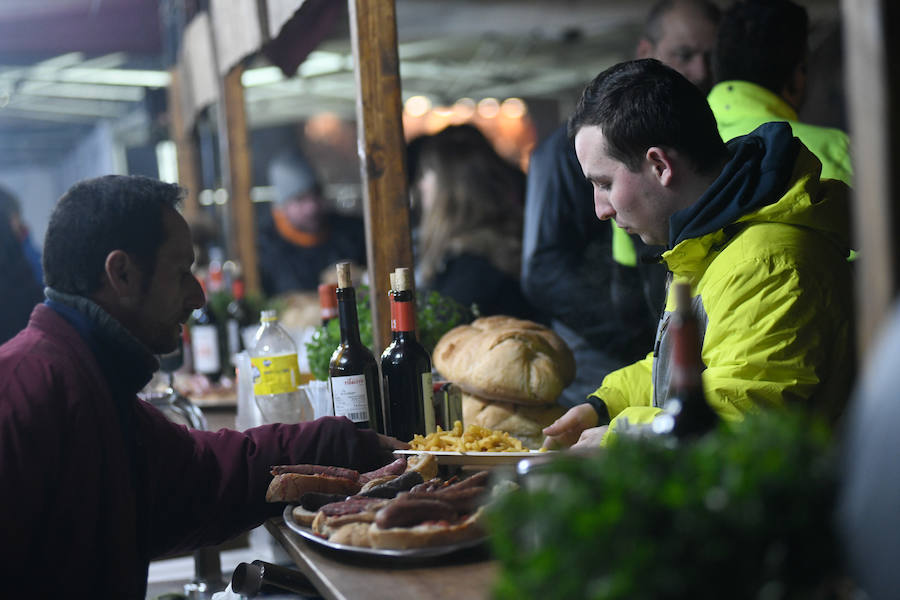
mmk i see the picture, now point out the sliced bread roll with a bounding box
[462,393,566,449]
[433,316,574,405]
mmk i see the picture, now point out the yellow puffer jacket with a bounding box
[591,142,854,434]
[708,80,853,185]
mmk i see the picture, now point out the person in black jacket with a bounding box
[411,125,535,320]
[0,187,43,344]
[255,149,367,296]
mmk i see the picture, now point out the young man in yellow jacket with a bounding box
[707,0,852,185]
[542,59,854,449]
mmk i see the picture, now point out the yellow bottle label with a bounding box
[251,354,301,395]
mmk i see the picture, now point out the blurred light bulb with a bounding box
[477,97,500,119]
[501,97,527,119]
[405,95,431,118]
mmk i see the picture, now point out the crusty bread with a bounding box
[359,475,398,493]
[462,393,565,449]
[368,507,486,550]
[266,472,361,503]
[328,522,374,547]
[291,505,319,527]
[405,452,438,481]
[433,316,574,405]
[311,501,387,538]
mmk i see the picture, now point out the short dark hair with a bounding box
[714,0,808,94]
[568,58,727,174]
[43,175,183,295]
[643,0,722,44]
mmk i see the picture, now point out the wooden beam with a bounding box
[348,0,414,356]
[221,64,261,295]
[167,66,201,223]
[842,0,900,360]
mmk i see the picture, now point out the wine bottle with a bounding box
[655,282,718,439]
[328,262,385,432]
[226,278,253,370]
[318,282,339,327]
[381,267,435,442]
[190,282,223,382]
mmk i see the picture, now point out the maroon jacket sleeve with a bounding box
[138,405,391,558]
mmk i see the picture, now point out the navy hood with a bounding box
[668,122,800,248]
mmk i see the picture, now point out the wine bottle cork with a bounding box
[395,267,413,292]
[336,262,352,289]
[389,271,398,292]
[674,281,691,313]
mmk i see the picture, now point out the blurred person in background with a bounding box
[521,0,720,408]
[411,124,535,319]
[0,185,43,286]
[709,0,852,184]
[0,175,405,597]
[256,148,367,296]
[0,195,44,344]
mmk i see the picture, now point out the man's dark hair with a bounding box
[643,0,722,44]
[43,175,183,296]
[568,58,727,174]
[713,0,808,94]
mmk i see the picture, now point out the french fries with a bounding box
[409,420,526,452]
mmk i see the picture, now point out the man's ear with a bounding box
[103,250,143,303]
[635,38,655,59]
[645,146,675,187]
[782,60,808,110]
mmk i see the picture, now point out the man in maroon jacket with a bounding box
[0,175,404,598]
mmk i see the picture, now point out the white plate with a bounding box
[393,449,550,466]
[282,505,486,559]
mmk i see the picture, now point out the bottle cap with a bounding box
[260,309,278,323]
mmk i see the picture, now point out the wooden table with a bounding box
[265,517,498,600]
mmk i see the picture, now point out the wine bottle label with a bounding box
[191,324,221,374]
[251,354,301,395]
[422,372,435,434]
[330,375,370,423]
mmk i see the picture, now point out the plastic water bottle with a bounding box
[249,309,313,424]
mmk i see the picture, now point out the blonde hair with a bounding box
[412,125,525,284]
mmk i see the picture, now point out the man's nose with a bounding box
[187,276,205,310]
[686,55,711,90]
[594,196,615,221]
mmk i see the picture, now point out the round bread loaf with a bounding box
[433,316,575,405]
[462,393,565,449]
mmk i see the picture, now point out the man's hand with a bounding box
[377,434,410,451]
[542,403,599,449]
[571,425,609,450]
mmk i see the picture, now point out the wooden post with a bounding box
[220,64,260,295]
[167,66,201,223]
[348,0,413,356]
[842,0,900,360]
